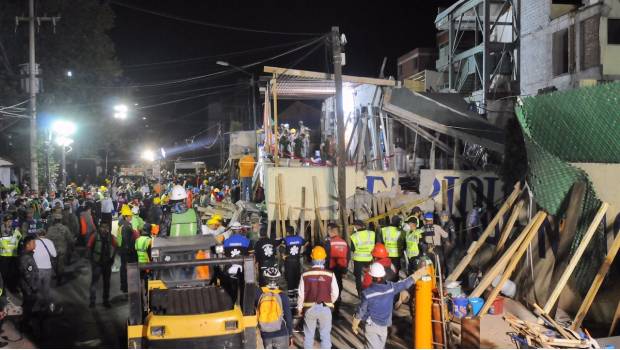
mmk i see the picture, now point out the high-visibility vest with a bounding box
[170,209,198,237]
[135,236,152,263]
[381,226,402,258]
[0,229,21,257]
[406,229,423,258]
[351,230,375,262]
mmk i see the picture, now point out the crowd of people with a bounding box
[0,167,459,349]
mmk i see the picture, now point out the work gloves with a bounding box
[352,317,361,335]
[410,266,429,282]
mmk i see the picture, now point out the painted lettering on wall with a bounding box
[427,172,502,218]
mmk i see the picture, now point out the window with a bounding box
[553,29,569,76]
[581,16,600,70]
[609,19,620,45]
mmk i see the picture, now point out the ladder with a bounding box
[431,252,450,349]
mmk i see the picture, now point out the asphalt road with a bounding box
[33,249,128,348]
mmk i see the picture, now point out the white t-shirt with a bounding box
[33,237,57,269]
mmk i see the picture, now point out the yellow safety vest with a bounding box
[381,226,402,258]
[135,236,152,263]
[0,229,22,257]
[406,229,423,258]
[351,230,375,262]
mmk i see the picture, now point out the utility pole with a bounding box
[16,0,60,193]
[331,26,348,238]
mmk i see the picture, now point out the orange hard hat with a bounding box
[372,243,389,259]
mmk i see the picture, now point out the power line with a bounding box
[110,1,322,36]
[136,87,240,109]
[119,39,314,71]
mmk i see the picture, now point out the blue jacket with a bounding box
[255,288,293,339]
[283,235,305,258]
[355,277,414,327]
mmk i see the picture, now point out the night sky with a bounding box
[107,0,456,158]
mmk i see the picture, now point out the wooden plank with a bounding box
[263,65,396,86]
[446,183,522,282]
[469,212,538,298]
[542,202,609,314]
[571,229,620,330]
[495,201,524,254]
[609,299,620,337]
[478,212,546,316]
[533,303,576,340]
[277,174,286,239]
[300,187,306,237]
[312,176,324,239]
[310,220,315,247]
[441,179,448,212]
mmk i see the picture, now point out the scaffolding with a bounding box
[435,0,520,111]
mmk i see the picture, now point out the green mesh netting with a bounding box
[516,82,620,292]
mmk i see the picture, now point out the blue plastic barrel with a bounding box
[469,297,484,316]
[452,297,469,318]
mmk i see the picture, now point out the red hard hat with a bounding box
[372,243,389,259]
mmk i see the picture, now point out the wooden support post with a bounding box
[495,201,524,254]
[478,212,547,316]
[470,211,538,298]
[310,220,315,247]
[312,176,324,239]
[571,229,620,331]
[300,187,306,236]
[446,183,522,282]
[441,179,448,212]
[272,76,279,166]
[609,299,620,337]
[542,202,609,314]
[277,174,286,239]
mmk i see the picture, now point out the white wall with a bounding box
[601,0,620,76]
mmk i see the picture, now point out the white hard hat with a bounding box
[170,185,187,200]
[369,262,386,278]
[230,222,242,230]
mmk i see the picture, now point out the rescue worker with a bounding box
[361,243,396,289]
[323,223,349,316]
[352,263,427,349]
[0,214,21,293]
[61,203,78,265]
[238,148,256,202]
[135,223,153,265]
[147,197,163,225]
[281,226,305,306]
[45,213,73,285]
[254,225,278,286]
[21,207,41,238]
[18,236,39,332]
[87,223,117,308]
[256,267,294,349]
[422,212,449,274]
[222,222,251,302]
[297,246,339,349]
[439,210,457,273]
[100,188,114,227]
[405,206,424,229]
[160,185,201,237]
[380,216,403,275]
[404,217,423,274]
[119,204,138,294]
[350,220,375,298]
[79,202,96,245]
[204,216,226,242]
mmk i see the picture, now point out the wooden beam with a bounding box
[478,212,547,316]
[542,202,609,314]
[533,303,577,340]
[495,201,524,254]
[299,187,306,237]
[312,176,324,239]
[609,299,620,337]
[263,66,396,86]
[277,174,286,239]
[571,229,620,331]
[469,210,536,298]
[446,183,522,282]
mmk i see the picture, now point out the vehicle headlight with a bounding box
[215,245,224,254]
[150,326,165,336]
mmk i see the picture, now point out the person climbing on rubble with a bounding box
[350,220,376,298]
[352,263,428,349]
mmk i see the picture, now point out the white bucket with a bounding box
[492,275,516,298]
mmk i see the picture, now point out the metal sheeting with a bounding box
[262,77,358,100]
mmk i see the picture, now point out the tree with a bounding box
[0,0,123,172]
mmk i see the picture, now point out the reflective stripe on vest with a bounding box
[135,236,151,263]
[406,229,422,258]
[302,269,334,305]
[170,209,197,237]
[0,230,21,257]
[351,230,375,262]
[381,226,401,258]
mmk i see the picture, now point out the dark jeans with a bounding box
[100,212,113,227]
[284,258,301,291]
[0,256,19,293]
[90,263,112,303]
[120,253,128,293]
[20,293,38,331]
[353,261,370,299]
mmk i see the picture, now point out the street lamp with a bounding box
[113,104,129,119]
[51,120,76,190]
[216,60,258,157]
[141,149,155,162]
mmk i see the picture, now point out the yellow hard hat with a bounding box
[153,197,161,205]
[121,204,133,217]
[203,179,208,185]
[290,128,297,134]
[161,194,169,204]
[99,186,108,192]
[207,218,218,226]
[212,214,223,222]
[311,246,327,260]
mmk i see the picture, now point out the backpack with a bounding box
[257,287,284,333]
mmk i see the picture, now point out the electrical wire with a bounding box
[136,86,241,109]
[110,1,322,36]
[119,38,315,70]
